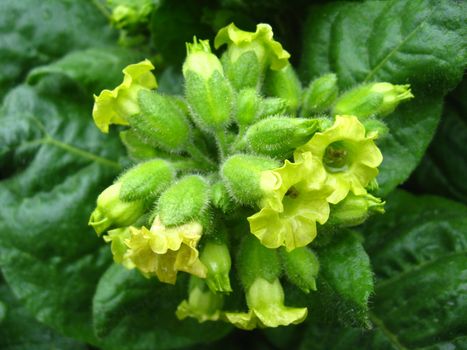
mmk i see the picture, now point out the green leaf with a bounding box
[0,79,124,343]
[362,191,467,348]
[0,0,115,100]
[300,0,466,195]
[27,48,142,95]
[315,231,374,327]
[300,191,467,349]
[408,79,467,204]
[92,265,232,350]
[0,274,86,350]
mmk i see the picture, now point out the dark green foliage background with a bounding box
[0,0,465,349]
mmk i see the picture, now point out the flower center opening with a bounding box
[323,141,350,173]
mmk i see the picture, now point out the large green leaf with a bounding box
[408,79,467,204]
[300,0,466,195]
[93,265,231,350]
[300,191,467,349]
[0,0,115,100]
[0,78,123,343]
[0,274,86,350]
[27,47,142,95]
[315,231,374,327]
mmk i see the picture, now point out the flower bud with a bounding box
[211,181,235,213]
[89,183,145,235]
[258,97,288,119]
[93,59,157,133]
[329,193,385,227]
[119,129,159,161]
[214,23,290,90]
[107,0,154,30]
[302,73,338,116]
[200,242,232,293]
[157,175,211,227]
[237,235,281,290]
[183,38,233,132]
[281,247,319,293]
[245,116,320,159]
[118,159,175,202]
[176,277,224,323]
[221,154,279,206]
[264,64,302,114]
[236,88,260,128]
[333,82,413,119]
[127,90,191,152]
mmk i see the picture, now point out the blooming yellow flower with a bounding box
[295,115,383,204]
[223,278,307,329]
[214,23,290,71]
[248,152,330,251]
[92,59,157,133]
[176,277,224,323]
[124,216,207,284]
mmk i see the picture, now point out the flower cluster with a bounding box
[89,23,412,329]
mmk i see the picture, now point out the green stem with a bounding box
[186,143,217,171]
[215,131,229,161]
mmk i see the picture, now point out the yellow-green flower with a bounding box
[224,278,307,330]
[103,227,134,269]
[124,216,207,284]
[248,152,330,251]
[295,115,383,204]
[214,23,290,71]
[92,59,157,133]
[176,277,224,323]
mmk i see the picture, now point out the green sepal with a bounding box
[157,175,211,227]
[281,247,319,293]
[264,64,302,114]
[118,159,175,202]
[302,73,338,116]
[237,235,281,290]
[362,118,389,139]
[333,82,413,119]
[128,90,191,152]
[89,183,145,235]
[245,116,320,159]
[221,154,279,206]
[328,193,385,227]
[200,241,232,293]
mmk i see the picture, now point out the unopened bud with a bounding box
[128,90,191,152]
[183,38,233,131]
[329,193,385,227]
[246,116,319,159]
[302,73,338,116]
[200,242,232,293]
[89,183,145,235]
[236,88,260,128]
[221,154,279,206]
[157,175,210,227]
[333,82,413,119]
[118,159,175,201]
[281,247,319,293]
[264,64,302,114]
